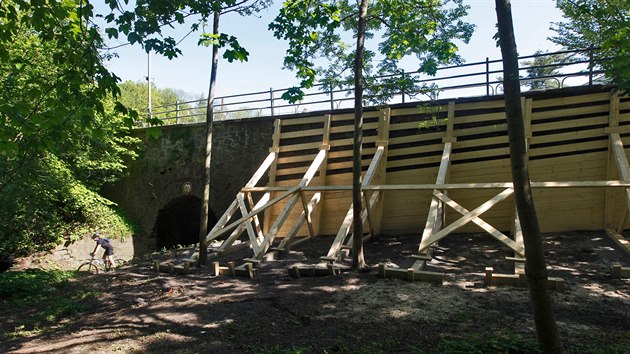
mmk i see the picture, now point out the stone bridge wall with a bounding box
[102,116,276,254]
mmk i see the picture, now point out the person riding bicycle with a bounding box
[91,232,116,270]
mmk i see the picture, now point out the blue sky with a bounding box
[102,0,564,99]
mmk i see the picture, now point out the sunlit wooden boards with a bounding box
[263,87,629,239]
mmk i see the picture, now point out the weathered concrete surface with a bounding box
[102,116,275,255]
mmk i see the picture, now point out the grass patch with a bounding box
[0,269,98,339]
[436,330,540,354]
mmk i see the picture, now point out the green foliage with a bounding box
[269,0,475,103]
[101,0,271,60]
[551,0,630,91]
[0,269,97,339]
[0,1,149,256]
[521,50,576,90]
[0,269,75,300]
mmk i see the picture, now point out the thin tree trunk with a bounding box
[198,11,221,267]
[352,0,369,270]
[495,1,563,352]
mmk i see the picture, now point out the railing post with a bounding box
[486,57,490,96]
[401,69,406,103]
[175,100,179,124]
[330,85,334,111]
[270,87,275,116]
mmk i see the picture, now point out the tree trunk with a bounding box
[198,11,221,267]
[351,0,369,270]
[494,1,564,352]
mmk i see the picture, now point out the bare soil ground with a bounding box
[1,231,629,353]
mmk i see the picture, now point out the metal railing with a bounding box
[141,49,605,127]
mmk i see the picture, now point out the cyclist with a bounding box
[91,232,116,270]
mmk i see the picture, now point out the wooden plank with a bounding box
[605,93,621,228]
[453,111,506,125]
[264,120,282,234]
[313,114,332,236]
[280,115,326,126]
[378,264,444,284]
[418,188,514,252]
[531,115,608,132]
[374,108,391,235]
[331,110,381,121]
[388,118,447,132]
[280,127,326,140]
[390,105,449,117]
[605,229,630,256]
[610,134,630,231]
[244,180,630,193]
[330,121,380,134]
[278,141,322,153]
[531,105,610,122]
[529,128,607,146]
[531,92,610,109]
[529,140,608,158]
[525,98,533,139]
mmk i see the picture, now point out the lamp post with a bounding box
[147,50,152,119]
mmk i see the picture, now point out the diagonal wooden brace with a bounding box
[433,190,524,256]
[418,187,514,253]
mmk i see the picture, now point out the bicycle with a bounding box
[77,254,124,274]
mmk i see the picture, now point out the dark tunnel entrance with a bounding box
[153,195,217,250]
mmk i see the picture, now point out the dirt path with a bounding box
[1,231,629,353]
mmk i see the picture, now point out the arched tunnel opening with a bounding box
[152,195,218,250]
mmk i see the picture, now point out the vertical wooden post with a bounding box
[373,108,390,236]
[605,92,620,228]
[312,114,332,236]
[263,119,282,234]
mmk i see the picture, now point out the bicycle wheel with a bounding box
[77,262,99,275]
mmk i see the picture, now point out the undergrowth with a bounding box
[0,269,98,339]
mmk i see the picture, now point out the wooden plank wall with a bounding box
[264,87,630,237]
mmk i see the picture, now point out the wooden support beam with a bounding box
[606,92,621,229]
[245,192,264,242]
[243,180,630,193]
[419,188,514,252]
[323,146,385,260]
[236,193,261,255]
[210,186,300,244]
[203,150,276,246]
[484,267,565,292]
[255,149,328,259]
[605,229,630,256]
[417,143,451,257]
[277,193,321,250]
[312,114,332,236]
[374,108,391,236]
[610,263,630,279]
[610,133,630,233]
[324,191,381,261]
[378,263,444,284]
[442,101,456,143]
[512,212,526,274]
[361,145,385,237]
[432,190,524,256]
[263,119,282,234]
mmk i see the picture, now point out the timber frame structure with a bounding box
[167,86,630,282]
